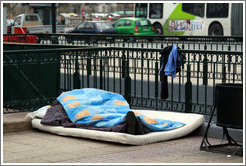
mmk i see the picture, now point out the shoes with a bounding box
[126,111,151,135]
[126,111,137,135]
[136,117,145,135]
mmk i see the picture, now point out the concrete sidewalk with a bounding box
[2,112,244,164]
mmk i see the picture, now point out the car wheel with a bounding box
[209,23,223,36]
[154,24,163,35]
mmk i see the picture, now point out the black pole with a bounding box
[52,3,56,33]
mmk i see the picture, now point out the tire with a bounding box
[154,24,163,35]
[209,24,223,36]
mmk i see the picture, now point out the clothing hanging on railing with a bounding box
[160,45,186,100]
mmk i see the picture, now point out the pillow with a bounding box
[25,105,51,120]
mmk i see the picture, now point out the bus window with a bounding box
[149,3,163,19]
[207,3,229,18]
[182,3,205,18]
[135,3,147,18]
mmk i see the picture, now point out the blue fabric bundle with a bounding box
[164,45,181,78]
[57,88,185,131]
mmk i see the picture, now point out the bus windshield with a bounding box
[135,3,147,18]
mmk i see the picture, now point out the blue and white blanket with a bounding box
[57,88,185,131]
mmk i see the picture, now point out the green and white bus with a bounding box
[135,3,243,36]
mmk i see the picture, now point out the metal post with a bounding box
[203,54,208,86]
[73,54,81,89]
[185,64,192,113]
[122,52,126,78]
[51,3,56,34]
[124,50,131,106]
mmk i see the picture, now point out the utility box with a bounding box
[216,83,243,129]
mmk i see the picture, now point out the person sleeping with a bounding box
[41,88,186,135]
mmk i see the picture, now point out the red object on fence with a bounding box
[3,35,37,43]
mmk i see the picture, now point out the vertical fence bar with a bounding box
[93,52,97,88]
[122,50,126,78]
[222,53,226,84]
[134,55,137,97]
[73,52,81,89]
[81,52,84,88]
[125,49,131,105]
[147,58,150,99]
[155,52,159,111]
[185,63,192,113]
[87,51,91,88]
[212,62,216,107]
[119,50,122,93]
[68,53,72,90]
[203,53,208,86]
[141,50,144,107]
[113,49,116,92]
[197,60,200,104]
[99,50,103,90]
[63,54,67,90]
[106,51,110,91]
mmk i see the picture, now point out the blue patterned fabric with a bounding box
[57,88,185,131]
[164,45,181,78]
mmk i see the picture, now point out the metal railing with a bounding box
[3,34,243,51]
[3,46,243,114]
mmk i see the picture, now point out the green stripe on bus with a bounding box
[168,3,196,20]
[163,3,196,35]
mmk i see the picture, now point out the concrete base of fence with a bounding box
[3,112,32,134]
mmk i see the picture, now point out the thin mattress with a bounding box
[31,109,205,145]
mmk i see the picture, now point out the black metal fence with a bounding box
[3,45,243,114]
[3,34,243,51]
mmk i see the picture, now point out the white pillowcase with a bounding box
[25,105,51,120]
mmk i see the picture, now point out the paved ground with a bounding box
[3,129,243,164]
[2,112,243,164]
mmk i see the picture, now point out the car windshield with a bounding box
[95,22,113,30]
[135,20,152,27]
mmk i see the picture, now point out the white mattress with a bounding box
[31,109,205,145]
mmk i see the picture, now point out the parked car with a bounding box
[65,21,117,43]
[10,14,65,34]
[113,17,155,41]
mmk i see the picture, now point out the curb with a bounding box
[3,112,32,134]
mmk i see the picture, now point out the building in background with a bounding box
[5,3,134,27]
